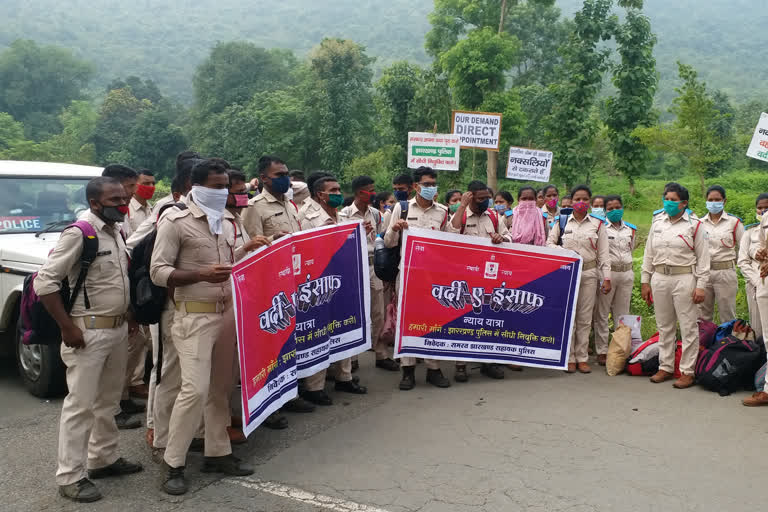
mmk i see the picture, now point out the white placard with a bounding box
[505,146,553,182]
[746,112,768,162]
[451,111,503,150]
[407,132,461,171]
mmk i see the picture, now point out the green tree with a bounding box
[375,62,424,149]
[46,101,98,164]
[107,76,163,104]
[0,112,25,151]
[605,1,657,195]
[0,40,93,140]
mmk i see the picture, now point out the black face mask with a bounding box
[98,203,127,223]
[476,199,490,211]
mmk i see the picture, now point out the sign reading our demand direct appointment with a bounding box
[747,112,768,162]
[451,110,502,150]
[407,132,461,171]
[506,146,554,183]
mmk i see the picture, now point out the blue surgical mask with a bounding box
[418,186,438,201]
[393,190,409,202]
[494,204,507,213]
[269,175,291,195]
[591,207,605,218]
[706,201,724,214]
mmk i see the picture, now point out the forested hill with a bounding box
[1,0,764,104]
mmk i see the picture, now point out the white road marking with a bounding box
[223,477,392,512]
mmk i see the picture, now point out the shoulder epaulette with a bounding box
[553,215,561,221]
[653,208,664,216]
[727,212,743,223]
[589,214,605,221]
[746,222,759,229]
[541,211,548,218]
[624,221,637,230]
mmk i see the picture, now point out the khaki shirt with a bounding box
[34,211,130,317]
[150,199,245,303]
[542,205,560,225]
[738,224,761,288]
[231,210,250,250]
[291,181,310,206]
[339,202,384,256]
[242,189,301,240]
[128,196,152,233]
[447,208,510,241]
[606,221,637,266]
[300,199,337,229]
[701,212,744,263]
[384,198,448,248]
[641,211,710,287]
[547,214,611,280]
[126,194,186,253]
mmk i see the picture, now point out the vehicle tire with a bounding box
[15,315,67,397]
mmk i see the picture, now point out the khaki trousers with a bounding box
[747,281,763,338]
[370,269,388,360]
[570,267,599,363]
[152,306,180,449]
[146,324,159,428]
[755,281,768,388]
[593,269,634,355]
[163,305,235,467]
[122,326,150,399]
[699,267,738,323]
[651,273,699,375]
[56,323,128,486]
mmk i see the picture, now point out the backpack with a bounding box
[695,335,765,396]
[625,334,660,376]
[373,200,409,282]
[129,203,187,325]
[555,207,574,246]
[19,221,99,345]
[698,319,718,349]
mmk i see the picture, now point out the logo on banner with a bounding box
[484,261,499,279]
[292,254,302,275]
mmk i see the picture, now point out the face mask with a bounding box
[361,190,376,203]
[591,207,605,218]
[326,193,344,209]
[494,204,508,213]
[572,201,588,214]
[269,175,291,195]
[546,198,558,209]
[606,209,624,223]
[394,190,409,202]
[706,201,724,214]
[136,184,155,200]
[285,187,294,201]
[100,203,128,223]
[383,204,392,211]
[757,211,764,223]
[418,186,438,201]
[233,193,249,208]
[663,199,682,217]
[449,203,460,213]
[476,199,490,211]
[192,185,229,213]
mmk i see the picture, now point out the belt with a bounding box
[582,260,597,271]
[368,254,374,266]
[655,264,693,275]
[72,315,126,330]
[611,263,633,273]
[711,260,735,271]
[175,301,225,314]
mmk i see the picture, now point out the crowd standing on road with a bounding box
[33,151,768,503]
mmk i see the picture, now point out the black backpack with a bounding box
[695,335,765,396]
[129,203,186,325]
[374,200,409,282]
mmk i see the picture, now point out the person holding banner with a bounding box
[641,182,709,389]
[737,195,768,359]
[508,186,547,246]
[593,195,637,366]
[493,190,515,229]
[449,180,511,382]
[384,166,451,390]
[150,159,269,495]
[341,176,399,372]
[242,156,302,243]
[699,185,744,323]
[547,185,611,374]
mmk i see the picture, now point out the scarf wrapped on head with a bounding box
[509,200,546,246]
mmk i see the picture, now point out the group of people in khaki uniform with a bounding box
[35,153,768,504]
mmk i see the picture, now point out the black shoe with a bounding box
[454,365,468,383]
[481,363,505,380]
[263,412,288,430]
[162,464,187,495]
[115,411,141,430]
[188,438,204,452]
[376,358,400,371]
[282,397,316,413]
[302,390,333,406]
[202,454,254,476]
[88,457,143,480]
[351,360,360,373]
[326,373,361,383]
[399,366,415,391]
[335,380,367,394]
[426,369,451,388]
[120,399,146,415]
[59,478,102,503]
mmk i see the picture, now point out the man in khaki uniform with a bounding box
[36,177,142,503]
[547,184,611,374]
[743,194,768,406]
[593,195,637,365]
[699,185,744,323]
[151,159,265,495]
[384,166,451,390]
[448,180,510,382]
[738,220,763,338]
[641,182,709,389]
[340,175,399,372]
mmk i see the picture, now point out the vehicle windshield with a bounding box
[0,177,91,233]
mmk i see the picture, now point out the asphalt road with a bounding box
[2,353,768,512]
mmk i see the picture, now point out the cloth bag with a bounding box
[606,325,632,376]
